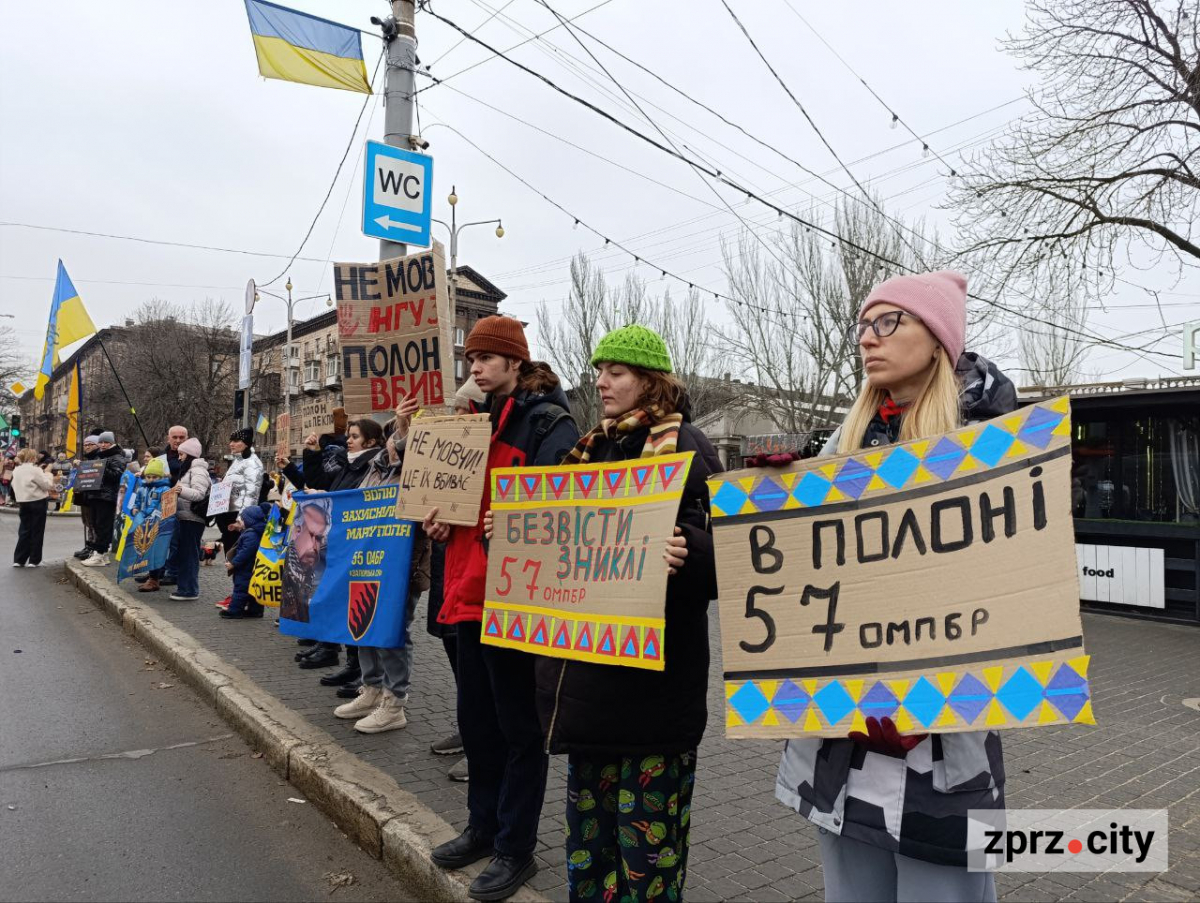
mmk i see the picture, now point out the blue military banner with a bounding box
[278,485,415,646]
[116,488,177,583]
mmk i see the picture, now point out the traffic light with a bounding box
[9,413,19,437]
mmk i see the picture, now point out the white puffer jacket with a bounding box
[223,451,264,512]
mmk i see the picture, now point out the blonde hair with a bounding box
[836,348,962,454]
[16,448,39,465]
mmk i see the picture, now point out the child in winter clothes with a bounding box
[221,503,269,619]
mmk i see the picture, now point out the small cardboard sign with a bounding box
[292,396,333,453]
[207,481,233,517]
[395,413,490,526]
[333,241,454,417]
[275,412,291,461]
[73,460,105,492]
[481,452,694,671]
[709,397,1094,739]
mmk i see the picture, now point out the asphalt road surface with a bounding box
[0,512,410,902]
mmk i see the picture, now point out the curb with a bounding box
[65,561,547,902]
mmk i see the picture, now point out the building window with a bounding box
[326,354,340,380]
[455,326,465,347]
[304,359,320,383]
[455,358,464,381]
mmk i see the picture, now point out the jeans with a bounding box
[818,830,997,903]
[359,587,420,700]
[14,499,49,565]
[170,520,205,598]
[457,622,548,858]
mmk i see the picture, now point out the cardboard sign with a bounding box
[481,452,694,672]
[275,412,291,461]
[292,396,334,452]
[333,241,454,416]
[709,397,1093,739]
[207,481,233,516]
[73,460,105,492]
[395,413,490,526]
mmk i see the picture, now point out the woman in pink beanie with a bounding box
[774,269,1017,903]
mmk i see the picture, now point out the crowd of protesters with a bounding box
[5,271,1014,903]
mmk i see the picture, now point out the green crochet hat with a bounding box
[590,325,673,373]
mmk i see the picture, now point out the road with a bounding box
[0,512,410,902]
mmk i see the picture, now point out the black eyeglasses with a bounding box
[852,310,922,343]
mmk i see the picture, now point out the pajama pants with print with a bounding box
[564,750,696,903]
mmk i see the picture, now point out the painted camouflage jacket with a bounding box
[775,352,1017,867]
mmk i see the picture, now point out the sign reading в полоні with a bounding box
[396,413,490,527]
[481,453,694,672]
[709,397,1094,739]
[333,241,453,415]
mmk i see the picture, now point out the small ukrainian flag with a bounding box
[244,0,372,94]
[256,413,270,434]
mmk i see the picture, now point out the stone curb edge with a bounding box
[64,560,547,903]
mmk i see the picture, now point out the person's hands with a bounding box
[423,507,451,543]
[225,561,234,574]
[664,526,688,575]
[848,716,926,758]
[743,451,803,468]
[482,510,494,540]
[275,453,289,468]
[304,433,319,450]
[394,393,420,440]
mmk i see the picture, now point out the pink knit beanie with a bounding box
[859,270,968,365]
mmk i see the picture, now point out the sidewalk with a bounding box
[75,559,1200,902]
[0,504,79,517]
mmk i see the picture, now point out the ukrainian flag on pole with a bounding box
[244,0,372,94]
[34,261,96,399]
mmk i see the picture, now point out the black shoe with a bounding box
[159,577,177,587]
[73,548,92,560]
[298,648,339,669]
[296,643,330,662]
[297,638,317,648]
[336,679,363,700]
[134,575,149,584]
[319,664,362,686]
[468,855,536,901]
[219,609,253,619]
[431,826,495,870]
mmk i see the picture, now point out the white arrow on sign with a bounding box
[374,214,420,233]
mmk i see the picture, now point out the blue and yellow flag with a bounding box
[244,0,372,94]
[256,412,270,434]
[65,363,81,456]
[35,261,96,399]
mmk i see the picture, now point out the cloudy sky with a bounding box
[1,0,1195,384]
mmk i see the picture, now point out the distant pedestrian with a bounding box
[73,436,100,560]
[1,453,16,506]
[164,437,210,602]
[220,503,268,619]
[12,448,55,568]
[80,431,128,568]
[213,428,264,555]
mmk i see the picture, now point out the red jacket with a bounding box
[439,373,579,625]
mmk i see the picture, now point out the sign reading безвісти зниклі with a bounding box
[481,453,694,672]
[333,241,454,415]
[710,397,1095,739]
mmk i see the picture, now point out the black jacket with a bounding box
[86,445,128,504]
[535,416,724,757]
[300,443,382,493]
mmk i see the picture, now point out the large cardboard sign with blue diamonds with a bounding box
[709,397,1094,739]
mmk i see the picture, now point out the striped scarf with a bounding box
[562,405,683,464]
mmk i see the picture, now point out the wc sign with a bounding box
[362,140,433,247]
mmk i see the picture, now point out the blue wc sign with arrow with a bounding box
[362,140,433,247]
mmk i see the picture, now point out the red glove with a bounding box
[848,716,927,758]
[743,451,802,468]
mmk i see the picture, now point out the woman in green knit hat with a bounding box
[538,324,724,903]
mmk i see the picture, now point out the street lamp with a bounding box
[251,278,331,425]
[433,184,505,320]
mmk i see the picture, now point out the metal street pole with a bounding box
[379,0,417,262]
[284,277,294,425]
[433,186,504,325]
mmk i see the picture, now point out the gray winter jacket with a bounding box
[775,352,1017,867]
[175,457,212,524]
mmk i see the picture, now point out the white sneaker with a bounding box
[80,552,109,568]
[353,694,407,734]
[11,562,23,568]
[334,685,384,720]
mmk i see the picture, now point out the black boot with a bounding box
[297,638,318,647]
[297,644,339,669]
[431,826,494,870]
[74,547,92,560]
[319,662,361,686]
[336,678,363,699]
[468,855,536,901]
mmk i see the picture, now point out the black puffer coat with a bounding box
[91,444,129,503]
[300,443,382,493]
[535,415,724,757]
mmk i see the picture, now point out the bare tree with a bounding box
[1019,285,1092,385]
[537,253,726,428]
[90,300,239,453]
[719,195,934,438]
[0,326,32,417]
[950,0,1200,295]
